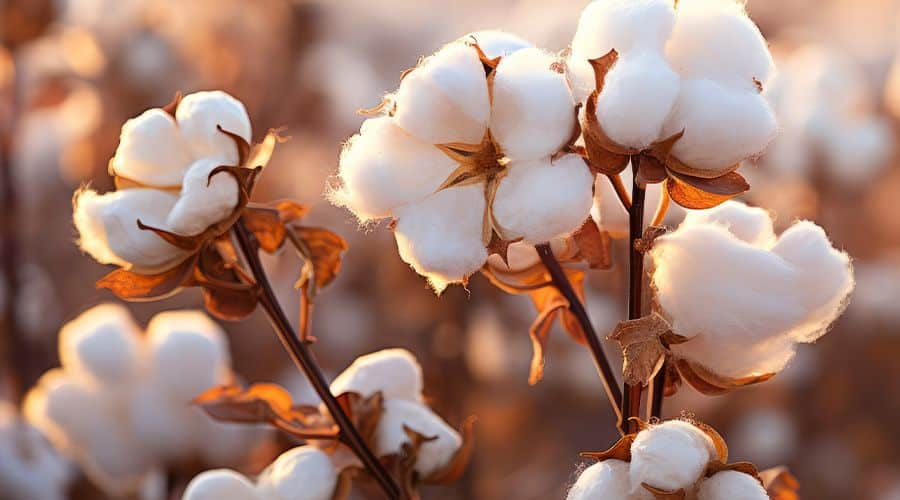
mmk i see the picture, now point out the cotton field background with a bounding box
[1,0,900,499]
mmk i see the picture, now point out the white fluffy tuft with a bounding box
[256,446,338,500]
[58,303,143,387]
[330,348,424,402]
[165,158,240,236]
[629,420,714,493]
[567,459,652,500]
[108,108,194,187]
[175,90,252,165]
[183,469,260,500]
[697,470,769,500]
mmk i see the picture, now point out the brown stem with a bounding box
[622,156,646,434]
[535,243,624,432]
[606,173,632,211]
[648,360,666,421]
[232,219,399,499]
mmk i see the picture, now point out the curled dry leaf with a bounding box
[97,255,198,301]
[760,466,800,500]
[572,218,612,269]
[665,170,749,210]
[672,357,775,396]
[290,226,348,291]
[581,433,635,462]
[526,267,587,385]
[704,460,761,483]
[609,313,675,387]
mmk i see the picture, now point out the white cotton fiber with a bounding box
[329,348,424,402]
[374,399,462,477]
[393,184,488,292]
[492,154,593,244]
[175,91,252,165]
[256,446,338,500]
[109,108,194,187]
[462,30,532,59]
[130,383,204,463]
[681,201,775,247]
[490,48,575,161]
[819,119,893,187]
[332,117,457,222]
[393,42,490,145]
[595,51,679,149]
[630,420,713,493]
[0,402,71,500]
[183,469,259,500]
[697,470,768,500]
[567,459,652,500]
[58,303,143,387]
[165,158,240,236]
[571,0,676,59]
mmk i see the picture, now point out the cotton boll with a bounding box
[696,470,768,500]
[821,119,892,187]
[394,43,490,145]
[109,108,194,187]
[680,201,775,247]
[176,91,252,165]
[58,303,143,388]
[661,79,776,171]
[130,383,203,463]
[571,0,676,59]
[256,446,338,500]
[329,348,424,402]
[567,459,652,500]
[0,402,71,500]
[667,0,774,87]
[331,117,457,221]
[73,188,187,272]
[165,159,240,236]
[595,51,679,149]
[493,155,593,243]
[393,184,488,292]
[630,420,713,493]
[670,330,797,378]
[490,48,575,160]
[374,399,462,477]
[27,371,110,448]
[183,470,259,500]
[462,30,532,59]
[144,311,231,401]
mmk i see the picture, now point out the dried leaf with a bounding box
[291,226,348,290]
[247,128,286,169]
[161,91,183,117]
[581,433,636,462]
[635,155,669,186]
[242,207,287,253]
[641,483,686,500]
[572,219,612,269]
[331,469,356,500]
[96,257,196,301]
[527,293,567,385]
[665,171,749,210]
[705,460,760,481]
[694,422,730,463]
[648,131,738,180]
[582,91,632,175]
[662,362,682,397]
[202,287,259,321]
[760,467,800,500]
[672,358,775,396]
[609,313,672,386]
[425,416,477,484]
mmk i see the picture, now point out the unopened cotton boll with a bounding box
[166,158,240,236]
[595,51,679,149]
[183,469,259,500]
[375,399,462,477]
[108,108,194,187]
[58,303,143,387]
[696,470,768,500]
[462,30,532,59]
[492,155,594,244]
[489,48,575,160]
[630,420,714,493]
[567,459,653,500]
[175,91,251,164]
[393,42,490,145]
[329,348,424,402]
[256,446,338,500]
[393,184,488,293]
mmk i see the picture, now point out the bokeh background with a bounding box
[2,0,900,498]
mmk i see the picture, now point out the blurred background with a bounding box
[2,0,900,498]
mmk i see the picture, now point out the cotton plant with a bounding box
[190,348,472,499]
[0,401,72,500]
[22,304,262,496]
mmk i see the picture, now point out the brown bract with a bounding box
[760,466,800,500]
[580,50,749,210]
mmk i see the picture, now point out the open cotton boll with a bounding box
[680,201,775,247]
[630,420,713,493]
[175,90,251,164]
[697,470,768,500]
[329,348,424,402]
[375,399,462,477]
[108,108,194,187]
[666,0,774,87]
[144,311,231,401]
[490,48,575,160]
[670,330,797,378]
[492,155,593,244]
[0,402,71,500]
[661,79,776,171]
[58,303,143,388]
[130,383,204,463]
[165,158,240,236]
[183,470,259,500]
[393,42,490,145]
[256,446,338,500]
[567,459,652,500]
[595,51,679,149]
[331,117,458,222]
[393,184,488,292]
[73,188,187,272]
[571,0,676,59]
[462,30,532,59]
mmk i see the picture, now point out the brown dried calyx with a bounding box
[579,50,749,210]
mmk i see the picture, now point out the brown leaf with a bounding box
[161,91,183,117]
[242,207,287,253]
[694,422,730,463]
[672,358,775,396]
[331,469,356,500]
[760,467,800,500]
[247,128,286,169]
[202,287,259,321]
[662,362,681,397]
[96,256,196,301]
[609,313,672,386]
[271,200,311,224]
[526,293,567,386]
[425,416,477,484]
[665,170,749,210]
[648,131,739,180]
[635,155,669,186]
[705,460,760,481]
[291,226,348,291]
[572,219,612,269]
[581,433,636,462]
[582,91,632,175]
[641,483,686,500]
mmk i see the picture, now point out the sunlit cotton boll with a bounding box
[0,402,72,500]
[567,459,652,500]
[255,446,338,500]
[58,302,143,389]
[329,348,424,402]
[183,469,260,500]
[375,399,462,477]
[696,470,768,500]
[651,201,854,378]
[629,420,714,493]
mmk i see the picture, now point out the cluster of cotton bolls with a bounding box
[73,90,253,273]
[763,44,893,188]
[330,30,593,292]
[569,0,776,173]
[23,303,261,496]
[0,401,72,500]
[568,420,768,500]
[649,200,854,379]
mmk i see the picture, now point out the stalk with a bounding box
[621,156,646,434]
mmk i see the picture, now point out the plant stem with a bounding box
[535,243,624,433]
[622,156,646,434]
[233,219,400,499]
[648,361,666,421]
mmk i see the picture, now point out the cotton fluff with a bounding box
[374,399,462,477]
[24,305,261,497]
[650,201,854,378]
[74,90,253,273]
[629,420,714,493]
[0,402,72,500]
[567,459,652,500]
[183,469,260,500]
[696,470,768,500]
[329,348,424,402]
[331,36,591,292]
